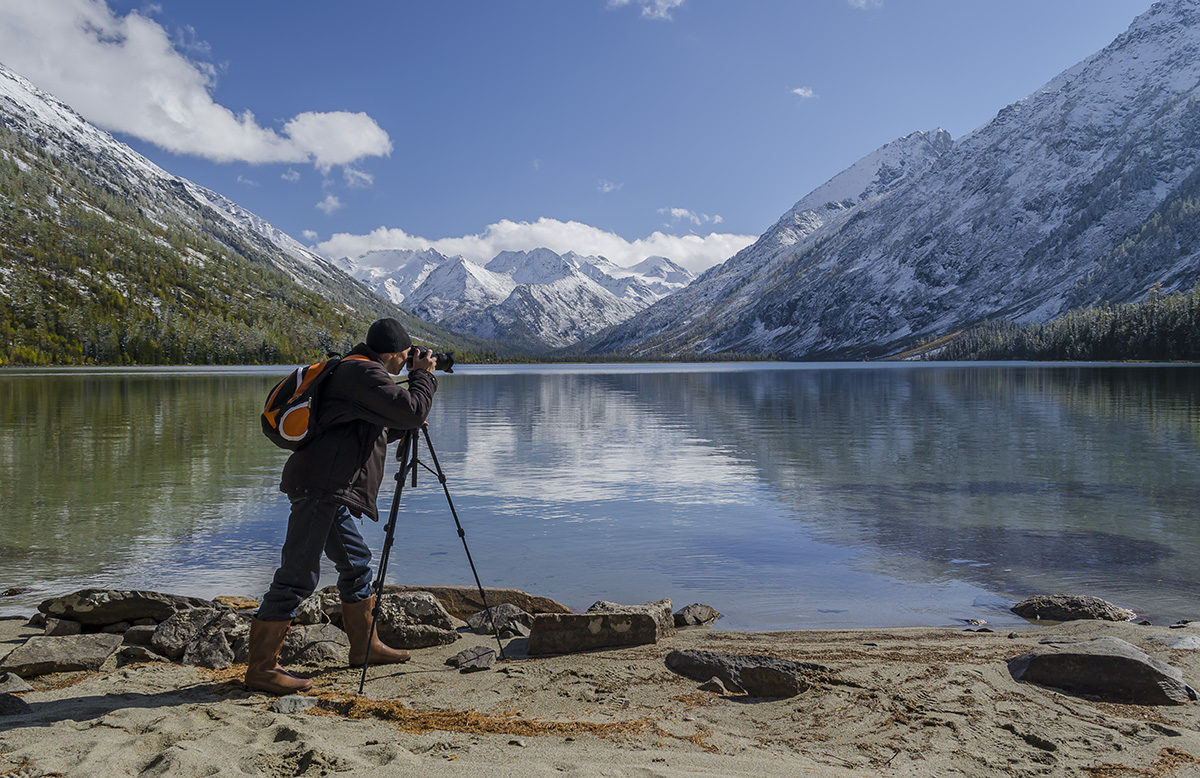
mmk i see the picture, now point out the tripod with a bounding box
[358,423,508,695]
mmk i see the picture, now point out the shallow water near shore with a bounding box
[1,362,1197,630]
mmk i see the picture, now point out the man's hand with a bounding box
[409,348,437,372]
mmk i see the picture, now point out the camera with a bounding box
[406,347,455,373]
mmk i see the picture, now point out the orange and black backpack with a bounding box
[261,354,371,450]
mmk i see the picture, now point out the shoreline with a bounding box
[3,614,1198,777]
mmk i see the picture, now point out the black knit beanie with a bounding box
[366,318,412,354]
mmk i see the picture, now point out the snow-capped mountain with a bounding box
[0,59,463,360]
[338,246,695,351]
[587,0,1200,359]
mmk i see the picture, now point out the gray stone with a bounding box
[372,592,460,649]
[101,621,132,634]
[0,634,123,678]
[271,694,318,714]
[698,677,732,694]
[122,624,157,646]
[674,603,720,628]
[1011,594,1135,623]
[448,646,496,672]
[182,624,235,669]
[468,603,533,636]
[665,649,828,698]
[0,693,31,717]
[0,672,33,694]
[38,589,214,626]
[294,591,342,626]
[586,599,675,640]
[151,607,229,661]
[43,617,83,636]
[527,612,660,656]
[1008,636,1199,705]
[117,645,168,665]
[280,623,350,665]
[27,613,45,628]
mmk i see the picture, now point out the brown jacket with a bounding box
[279,343,437,519]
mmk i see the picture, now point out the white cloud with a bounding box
[0,0,392,169]
[236,174,258,187]
[317,218,756,274]
[607,0,687,20]
[301,229,319,242]
[792,87,816,99]
[846,0,882,8]
[316,194,342,215]
[343,166,374,188]
[282,169,301,183]
[658,207,725,228]
[597,179,623,194]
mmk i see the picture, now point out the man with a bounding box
[246,318,438,694]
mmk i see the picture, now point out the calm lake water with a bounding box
[1,362,1197,631]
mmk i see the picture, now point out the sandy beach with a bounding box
[2,609,1199,778]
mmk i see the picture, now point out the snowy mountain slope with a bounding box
[0,59,480,360]
[338,246,694,351]
[586,0,1200,359]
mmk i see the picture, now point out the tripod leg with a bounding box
[358,430,416,695]
[419,427,508,660]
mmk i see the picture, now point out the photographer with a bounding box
[246,318,438,695]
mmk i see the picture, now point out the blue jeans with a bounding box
[257,497,375,621]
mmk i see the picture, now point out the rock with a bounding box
[527,612,660,656]
[182,623,235,669]
[122,624,157,646]
[271,695,317,714]
[38,589,214,626]
[43,617,83,636]
[1,587,32,597]
[698,677,732,694]
[27,613,45,628]
[373,593,460,649]
[151,607,229,661]
[117,645,169,665]
[586,599,675,640]
[101,621,132,634]
[294,591,342,626]
[0,672,33,694]
[468,603,533,636]
[674,603,720,628]
[1007,636,1199,705]
[0,693,31,717]
[665,649,828,698]
[378,585,572,621]
[1010,594,1135,623]
[0,634,123,678]
[280,624,350,665]
[448,646,496,672]
[213,595,259,611]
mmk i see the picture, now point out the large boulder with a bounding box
[151,608,249,669]
[0,634,122,678]
[527,612,660,656]
[38,589,214,626]
[1010,594,1135,623]
[665,649,828,698]
[1007,636,1198,705]
[373,592,460,649]
[280,623,350,665]
[674,603,720,628]
[586,599,675,640]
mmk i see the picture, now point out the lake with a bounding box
[1,362,1197,631]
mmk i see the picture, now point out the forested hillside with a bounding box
[0,124,489,365]
[927,281,1200,361]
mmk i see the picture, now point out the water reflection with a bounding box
[1,363,1197,629]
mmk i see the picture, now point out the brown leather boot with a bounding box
[342,595,411,666]
[244,617,313,695]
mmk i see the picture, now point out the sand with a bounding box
[2,616,1199,777]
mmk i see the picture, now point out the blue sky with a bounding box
[0,0,1154,271]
